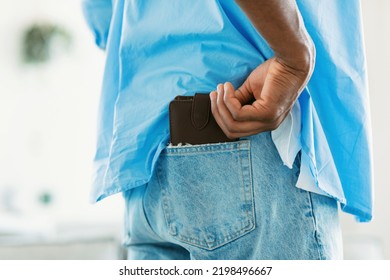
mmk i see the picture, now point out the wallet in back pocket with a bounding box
[169,93,237,145]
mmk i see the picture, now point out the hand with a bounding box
[210,57,313,139]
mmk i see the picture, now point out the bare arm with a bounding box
[210,0,315,138]
[235,0,314,70]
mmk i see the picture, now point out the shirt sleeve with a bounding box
[82,0,113,49]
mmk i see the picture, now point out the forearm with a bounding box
[235,0,315,72]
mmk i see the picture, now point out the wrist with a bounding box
[274,31,316,76]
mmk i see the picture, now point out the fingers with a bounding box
[223,83,262,122]
[210,84,237,138]
[210,57,307,139]
[210,82,279,138]
[234,62,269,105]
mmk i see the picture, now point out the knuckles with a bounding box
[224,130,239,140]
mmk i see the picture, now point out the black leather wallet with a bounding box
[169,93,236,145]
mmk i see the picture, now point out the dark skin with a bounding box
[210,0,315,139]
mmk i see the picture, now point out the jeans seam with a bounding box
[156,164,176,238]
[141,185,166,242]
[241,141,255,231]
[307,191,324,260]
[123,187,164,247]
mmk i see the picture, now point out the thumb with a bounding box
[234,62,269,105]
[235,80,255,106]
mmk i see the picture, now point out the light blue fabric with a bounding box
[82,0,373,222]
[123,133,343,259]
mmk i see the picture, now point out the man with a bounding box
[82,0,373,259]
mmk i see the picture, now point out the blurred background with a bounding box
[0,0,388,259]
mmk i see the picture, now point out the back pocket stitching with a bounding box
[157,141,255,250]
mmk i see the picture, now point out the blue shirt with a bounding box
[82,0,374,222]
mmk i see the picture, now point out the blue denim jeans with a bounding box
[123,132,343,259]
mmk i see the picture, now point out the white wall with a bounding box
[340,0,390,259]
[0,0,123,227]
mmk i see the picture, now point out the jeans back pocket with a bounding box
[156,140,255,250]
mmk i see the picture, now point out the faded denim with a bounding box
[123,132,343,260]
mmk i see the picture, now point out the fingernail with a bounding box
[217,84,223,95]
[210,91,216,101]
[224,82,231,92]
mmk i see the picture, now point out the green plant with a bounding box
[22,23,72,63]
